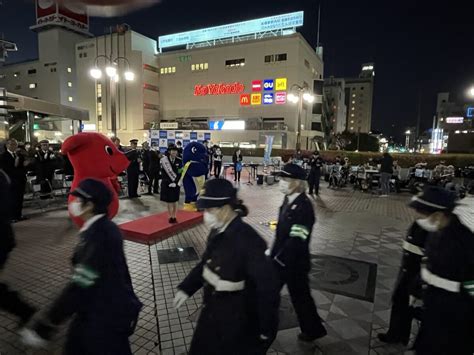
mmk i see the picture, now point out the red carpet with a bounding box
[119,211,203,245]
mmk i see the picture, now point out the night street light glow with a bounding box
[287,93,299,103]
[124,71,135,81]
[90,67,102,79]
[303,92,315,103]
[105,66,117,78]
[469,86,474,97]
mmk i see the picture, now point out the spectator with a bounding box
[176,141,183,158]
[110,137,124,152]
[232,149,243,182]
[213,146,223,178]
[379,152,393,197]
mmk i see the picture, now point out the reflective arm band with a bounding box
[421,267,461,293]
[289,224,309,240]
[463,281,474,296]
[402,241,424,256]
[72,264,99,289]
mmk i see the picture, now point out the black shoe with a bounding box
[377,332,404,344]
[171,218,178,224]
[298,329,327,342]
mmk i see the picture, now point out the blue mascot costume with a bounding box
[179,142,209,211]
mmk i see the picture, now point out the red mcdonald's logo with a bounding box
[240,94,251,106]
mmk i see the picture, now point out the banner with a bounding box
[263,135,274,165]
[150,130,211,153]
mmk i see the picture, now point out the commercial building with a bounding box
[156,11,325,150]
[324,77,347,133]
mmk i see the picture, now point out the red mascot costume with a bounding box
[61,132,130,227]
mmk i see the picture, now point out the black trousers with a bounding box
[279,269,325,337]
[214,161,222,178]
[0,281,36,324]
[385,285,413,344]
[11,178,26,219]
[308,170,321,195]
[147,171,160,194]
[127,169,139,198]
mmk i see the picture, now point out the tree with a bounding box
[332,131,379,152]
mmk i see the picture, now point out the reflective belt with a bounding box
[421,267,461,293]
[202,266,245,292]
[402,240,424,256]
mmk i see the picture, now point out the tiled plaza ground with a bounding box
[1,179,473,355]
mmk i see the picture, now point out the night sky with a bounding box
[1,0,473,142]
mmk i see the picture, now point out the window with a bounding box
[352,87,356,90]
[28,69,37,75]
[79,52,88,58]
[160,66,176,75]
[225,58,245,68]
[304,59,310,68]
[97,83,102,98]
[352,94,356,98]
[350,120,354,123]
[276,53,287,61]
[191,63,209,71]
[68,96,73,102]
[67,67,72,73]
[68,82,72,88]
[97,102,102,116]
[264,55,273,63]
[14,85,21,90]
[264,53,287,63]
[351,113,355,117]
[178,55,192,62]
[14,72,20,77]
[50,68,57,73]
[29,83,37,89]
[352,100,355,104]
[0,74,5,79]
[352,107,355,111]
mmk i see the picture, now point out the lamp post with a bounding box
[288,84,315,151]
[89,55,134,137]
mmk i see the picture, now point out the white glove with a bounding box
[169,183,177,188]
[264,249,271,256]
[173,290,189,310]
[19,328,48,348]
[259,334,269,341]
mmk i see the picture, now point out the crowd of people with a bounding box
[1,138,473,354]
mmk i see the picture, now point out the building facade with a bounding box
[324,77,347,134]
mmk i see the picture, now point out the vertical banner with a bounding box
[263,135,274,165]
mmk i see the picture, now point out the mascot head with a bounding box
[182,141,208,165]
[62,132,129,178]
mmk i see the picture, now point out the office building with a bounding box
[324,77,347,133]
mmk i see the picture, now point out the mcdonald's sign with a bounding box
[240,94,251,106]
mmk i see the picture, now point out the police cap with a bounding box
[409,186,457,213]
[129,139,138,143]
[278,163,307,180]
[70,178,112,211]
[39,140,49,144]
[197,178,237,209]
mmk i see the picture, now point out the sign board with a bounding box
[252,80,262,92]
[150,130,211,153]
[160,122,179,129]
[159,11,304,50]
[251,93,262,105]
[275,92,287,104]
[275,78,287,91]
[446,117,464,124]
[240,94,251,106]
[33,0,90,35]
[263,93,274,105]
[467,107,474,118]
[263,79,274,91]
[194,82,245,96]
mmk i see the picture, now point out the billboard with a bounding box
[159,11,304,50]
[33,0,90,35]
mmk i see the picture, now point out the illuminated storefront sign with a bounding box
[446,117,464,124]
[194,82,245,96]
[263,93,274,104]
[275,78,287,91]
[252,80,262,91]
[275,92,287,104]
[209,120,246,130]
[466,107,474,118]
[251,93,262,105]
[263,79,274,91]
[240,94,250,105]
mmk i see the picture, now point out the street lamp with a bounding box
[288,84,315,151]
[89,55,134,136]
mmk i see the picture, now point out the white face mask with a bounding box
[203,211,223,230]
[68,200,85,217]
[279,179,292,195]
[416,217,440,232]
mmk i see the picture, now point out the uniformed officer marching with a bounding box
[409,187,474,355]
[126,139,141,198]
[307,151,324,195]
[22,179,142,354]
[271,163,327,342]
[173,178,280,355]
[34,140,57,197]
[377,193,433,345]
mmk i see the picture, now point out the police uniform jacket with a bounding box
[0,170,15,268]
[415,215,474,354]
[308,157,324,175]
[271,193,315,273]
[125,149,140,172]
[393,221,428,300]
[46,215,142,331]
[178,217,280,354]
[34,149,57,181]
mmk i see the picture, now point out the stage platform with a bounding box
[119,211,203,245]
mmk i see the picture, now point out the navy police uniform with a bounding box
[271,164,326,341]
[308,153,323,195]
[178,179,280,355]
[379,221,428,344]
[34,141,57,195]
[126,139,140,198]
[32,179,142,354]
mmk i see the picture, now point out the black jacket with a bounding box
[380,154,394,174]
[179,217,280,348]
[232,153,243,164]
[46,216,142,329]
[271,193,315,272]
[308,157,324,174]
[0,150,27,182]
[34,150,57,180]
[0,170,15,267]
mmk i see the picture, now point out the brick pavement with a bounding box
[1,181,473,355]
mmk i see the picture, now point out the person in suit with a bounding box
[0,139,28,222]
[232,149,243,182]
[34,140,57,197]
[213,146,223,178]
[160,146,182,223]
[126,139,141,198]
[148,144,162,194]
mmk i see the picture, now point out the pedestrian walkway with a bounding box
[1,183,473,355]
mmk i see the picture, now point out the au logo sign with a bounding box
[275,78,287,91]
[251,93,261,105]
[240,94,251,106]
[263,79,274,91]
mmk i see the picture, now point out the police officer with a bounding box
[22,179,142,354]
[34,140,57,197]
[410,187,474,355]
[377,192,433,345]
[271,163,327,342]
[307,151,323,195]
[126,139,141,198]
[0,168,37,330]
[173,178,280,354]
